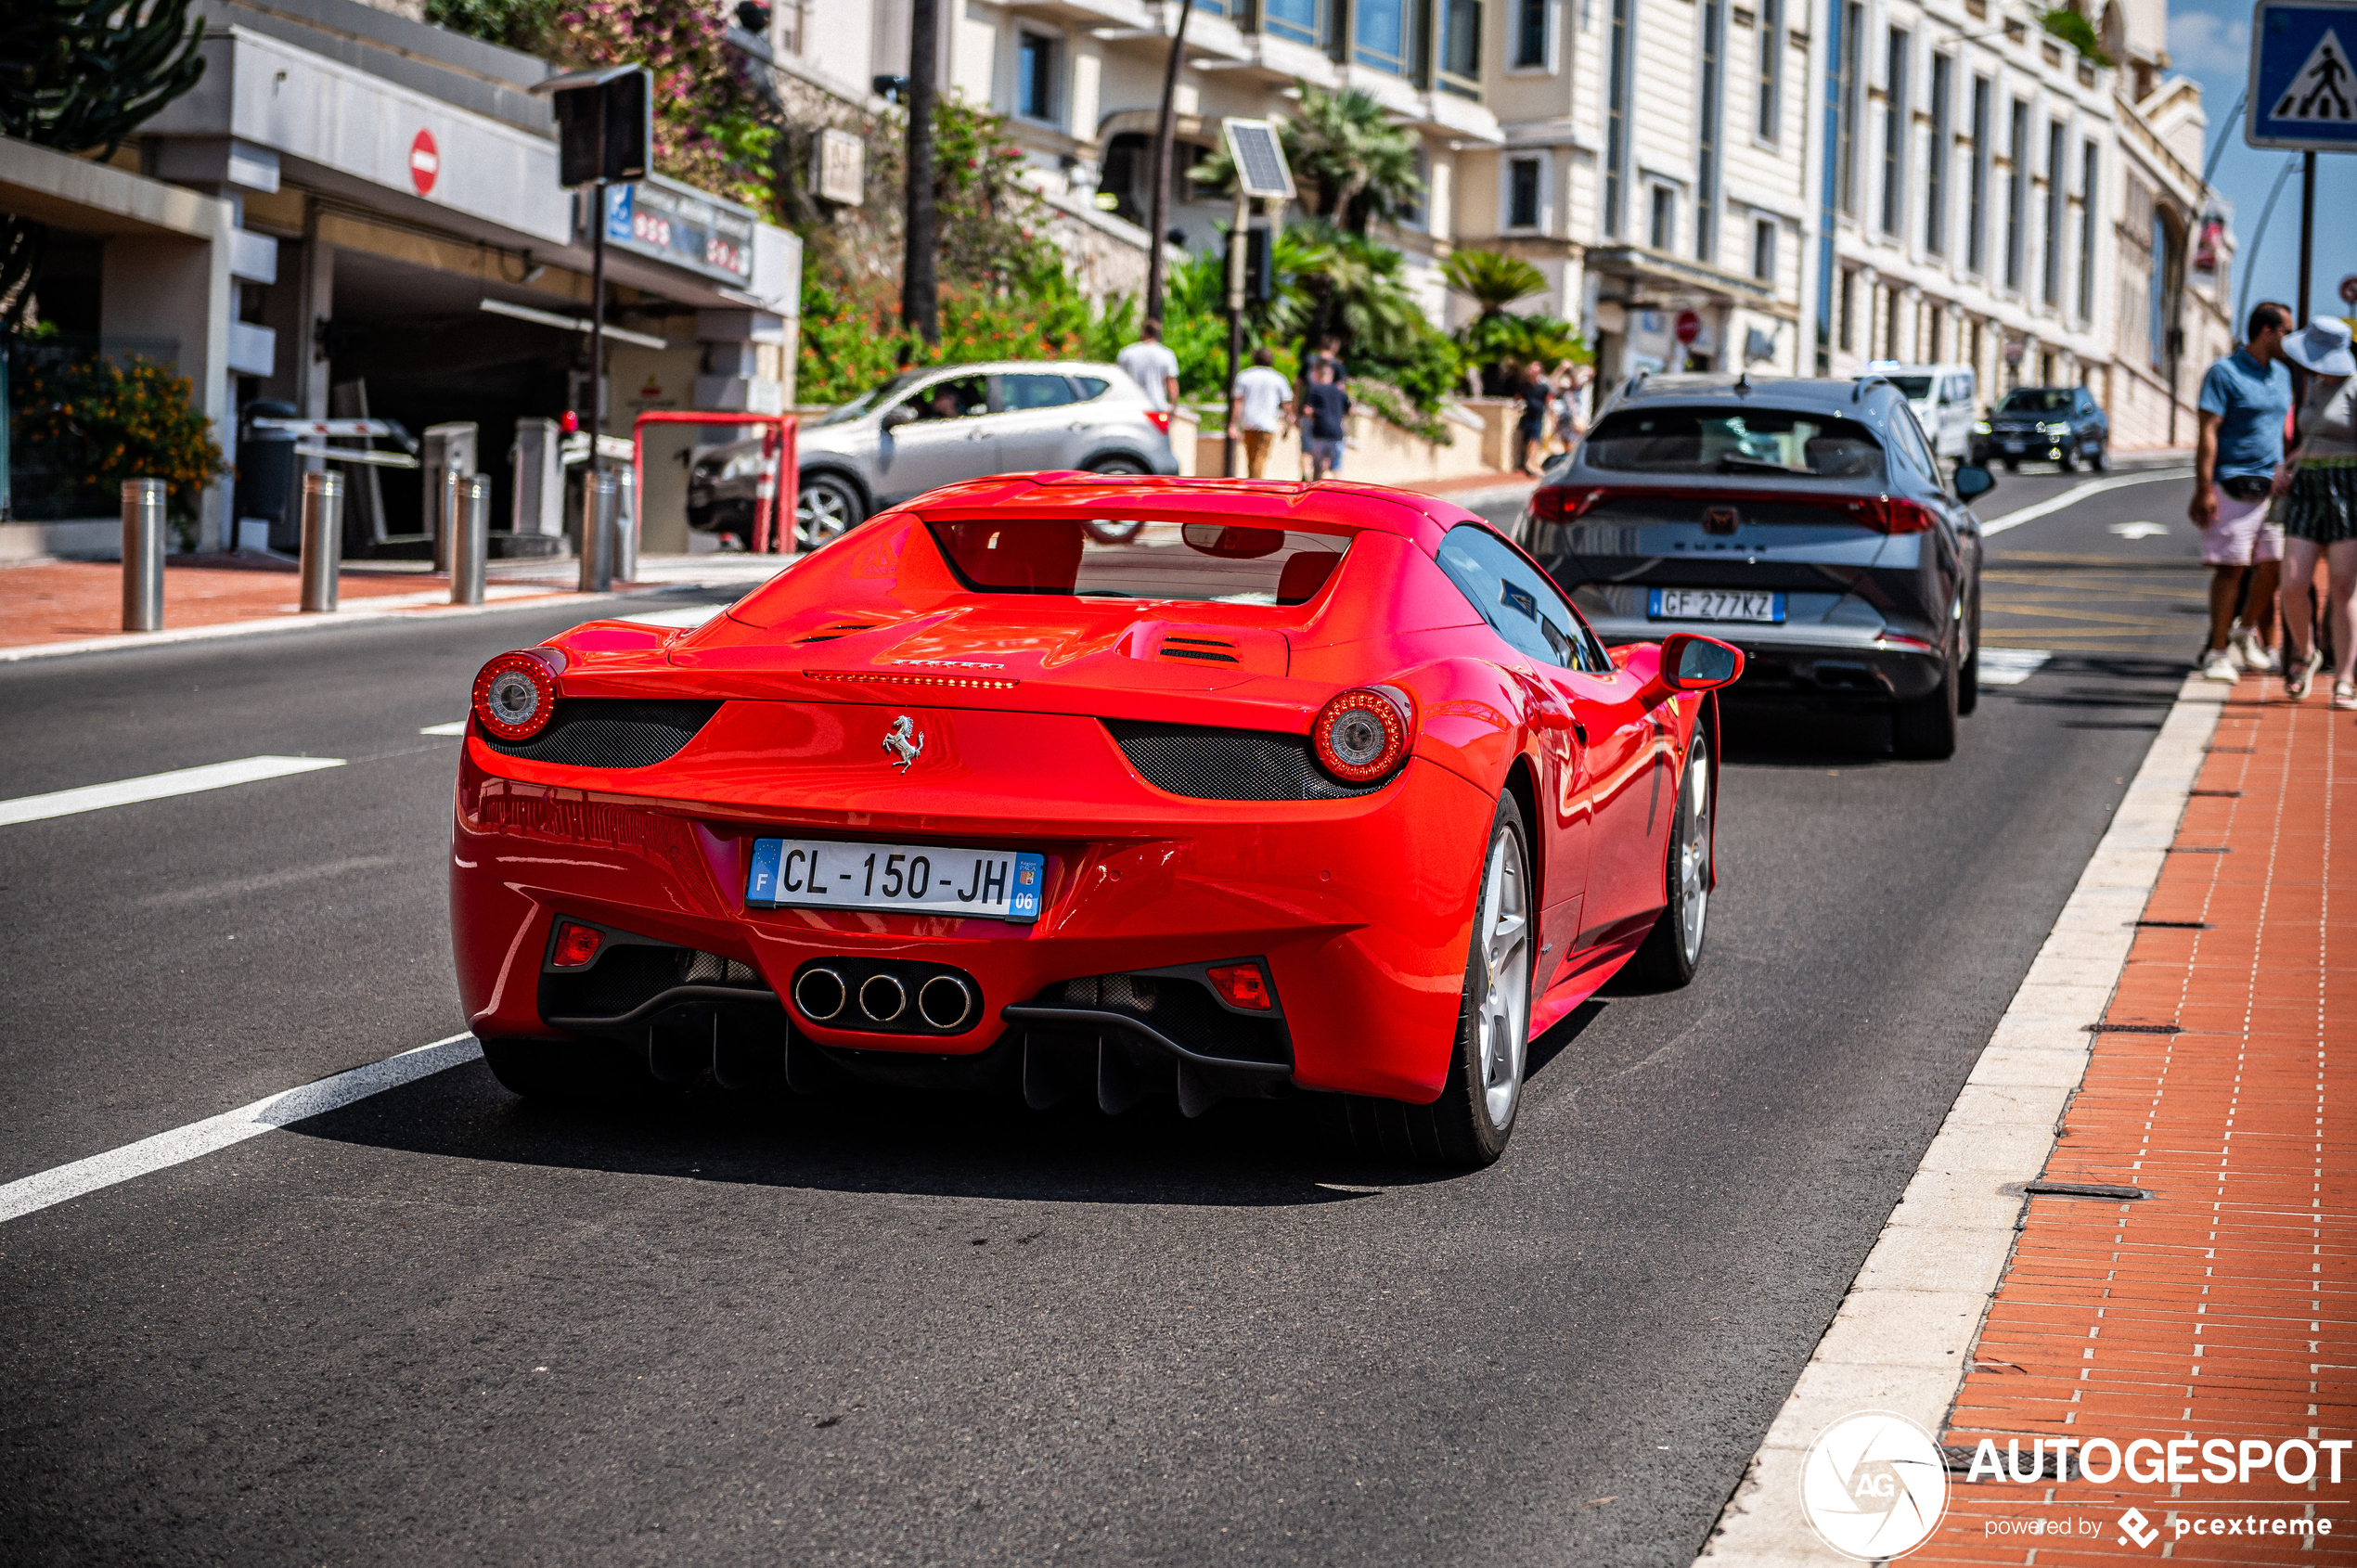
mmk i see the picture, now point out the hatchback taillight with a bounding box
[1529,486,1608,523]
[1144,409,1173,434]
[1846,496,1940,533]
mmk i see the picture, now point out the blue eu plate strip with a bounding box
[1008,853,1046,924]
[745,838,783,906]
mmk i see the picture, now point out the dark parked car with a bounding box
[1970,384,2109,471]
[1516,372,1992,758]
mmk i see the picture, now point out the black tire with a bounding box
[1630,732,1715,987]
[1892,645,1961,759]
[1087,455,1151,476]
[1956,583,1982,716]
[2056,446,2078,473]
[2003,458,2020,474]
[480,1035,650,1103]
[2087,440,2108,472]
[795,471,866,550]
[1334,791,1534,1167]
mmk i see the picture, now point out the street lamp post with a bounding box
[1143,0,1194,326]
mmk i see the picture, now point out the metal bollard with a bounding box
[121,479,166,632]
[451,474,491,606]
[614,471,638,585]
[299,470,343,613]
[439,467,465,576]
[578,469,618,593]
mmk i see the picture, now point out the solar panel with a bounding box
[1223,120,1297,200]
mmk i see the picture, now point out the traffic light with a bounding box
[1244,225,1274,302]
[546,67,652,187]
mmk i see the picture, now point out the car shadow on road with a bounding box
[281,1053,1477,1208]
[1716,702,1897,767]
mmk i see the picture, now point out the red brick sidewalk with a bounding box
[1917,675,2354,1562]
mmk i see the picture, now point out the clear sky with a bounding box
[2165,0,2357,328]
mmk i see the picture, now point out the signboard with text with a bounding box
[597,178,756,286]
[2247,0,2357,149]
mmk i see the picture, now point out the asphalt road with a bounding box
[0,463,2213,1566]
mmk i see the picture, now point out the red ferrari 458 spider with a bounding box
[449,474,1740,1164]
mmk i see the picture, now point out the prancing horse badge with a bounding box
[882,715,924,771]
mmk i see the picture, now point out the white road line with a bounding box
[419,720,469,735]
[1980,466,2192,536]
[1696,674,2226,1564]
[1976,649,2053,686]
[0,1035,483,1227]
[0,755,346,828]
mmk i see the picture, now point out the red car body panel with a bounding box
[448,474,1713,1105]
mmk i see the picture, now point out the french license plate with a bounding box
[746,838,1045,923]
[1649,588,1784,623]
[2002,439,2026,453]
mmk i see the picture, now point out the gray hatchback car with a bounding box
[688,360,1181,549]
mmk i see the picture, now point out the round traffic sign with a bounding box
[409,129,440,196]
[1675,310,1703,345]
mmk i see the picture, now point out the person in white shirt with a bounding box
[1230,347,1292,478]
[1115,319,1180,413]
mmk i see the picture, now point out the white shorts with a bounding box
[2202,491,2285,567]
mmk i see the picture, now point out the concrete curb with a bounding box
[0,583,717,665]
[1693,673,2229,1566]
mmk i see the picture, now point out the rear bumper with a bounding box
[1586,615,1948,700]
[449,742,1496,1103]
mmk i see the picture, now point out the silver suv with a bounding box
[688,360,1181,548]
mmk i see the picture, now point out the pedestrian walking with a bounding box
[1230,347,1292,480]
[1550,362,1590,456]
[1116,317,1180,413]
[2190,302,2297,682]
[1515,361,1551,476]
[1298,359,1350,482]
[2274,315,2357,706]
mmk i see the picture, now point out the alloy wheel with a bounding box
[1475,823,1532,1127]
[1678,749,1713,965]
[796,479,857,550]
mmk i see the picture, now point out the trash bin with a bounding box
[236,400,301,553]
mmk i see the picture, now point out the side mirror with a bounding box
[880,405,917,431]
[1952,463,1996,500]
[1656,633,1745,692]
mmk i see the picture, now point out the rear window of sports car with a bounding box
[925,521,1352,605]
[1583,408,1887,479]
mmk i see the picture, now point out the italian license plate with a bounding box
[1649,588,1784,623]
[745,838,1045,922]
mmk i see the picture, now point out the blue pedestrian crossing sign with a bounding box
[2248,0,2357,148]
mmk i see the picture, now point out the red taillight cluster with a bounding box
[1528,486,1608,523]
[551,920,603,967]
[1205,962,1272,1010]
[1531,484,1940,534]
[1311,686,1412,785]
[1844,495,1939,533]
[1143,408,1173,435]
[471,649,564,740]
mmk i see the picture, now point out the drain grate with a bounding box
[2206,745,2257,753]
[2133,919,2210,929]
[2025,1180,2151,1201]
[2188,789,2242,797]
[2085,1021,2182,1034]
[2166,845,2233,854]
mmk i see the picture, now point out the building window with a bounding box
[1926,306,1943,361]
[2004,98,2029,290]
[1697,0,1724,262]
[1880,28,1909,238]
[1838,267,1857,351]
[1514,0,1549,67]
[1926,54,1951,256]
[776,0,805,54]
[1604,0,1634,238]
[1755,0,1781,141]
[1017,32,1057,122]
[1886,285,1904,360]
[2147,211,2169,371]
[1835,1,1863,217]
[2078,138,2099,319]
[2043,120,2067,306]
[1264,0,1328,49]
[1752,217,1777,282]
[1442,0,1482,86]
[1967,76,1990,274]
[1508,156,1544,228]
[1650,184,1677,251]
[1355,0,1412,75]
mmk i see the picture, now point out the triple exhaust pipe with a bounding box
[793,962,977,1034]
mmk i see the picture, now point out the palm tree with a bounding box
[1188,83,1424,236]
[1441,250,1547,317]
[1442,249,1588,392]
[1287,220,1422,362]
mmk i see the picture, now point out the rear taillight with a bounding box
[1144,408,1173,434]
[551,920,603,967]
[1311,686,1413,785]
[1845,496,1939,533]
[471,649,564,740]
[1205,963,1272,1010]
[1529,486,1608,523]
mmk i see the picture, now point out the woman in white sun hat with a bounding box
[2274,315,2357,705]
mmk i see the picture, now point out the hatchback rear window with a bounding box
[1886,375,1935,399]
[927,521,1351,604]
[1996,389,2073,413]
[1583,408,1887,479]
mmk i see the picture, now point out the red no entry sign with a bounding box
[410,129,440,196]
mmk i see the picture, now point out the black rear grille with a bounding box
[485,699,721,767]
[1105,720,1385,801]
[1050,972,1290,1066]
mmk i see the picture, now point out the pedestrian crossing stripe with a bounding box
[2273,28,2354,120]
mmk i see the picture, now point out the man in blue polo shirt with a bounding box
[2191,302,2295,681]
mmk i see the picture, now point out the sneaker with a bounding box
[2237,633,2281,675]
[2336,681,2357,712]
[2202,650,2242,684]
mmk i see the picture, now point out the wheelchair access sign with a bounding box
[2248,0,2357,148]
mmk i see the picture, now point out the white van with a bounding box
[1866,361,1977,461]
